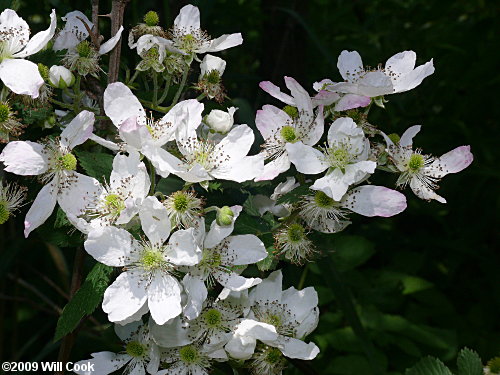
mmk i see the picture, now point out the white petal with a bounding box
[203,33,243,53]
[24,183,57,237]
[214,271,261,292]
[255,105,289,139]
[312,89,340,107]
[225,320,278,360]
[281,286,318,323]
[114,301,150,326]
[0,10,29,53]
[223,234,267,265]
[0,141,47,175]
[255,153,291,181]
[99,25,123,55]
[274,336,320,360]
[126,359,146,375]
[357,71,394,97]
[142,143,193,180]
[301,106,324,146]
[182,274,208,320]
[200,54,226,77]
[53,11,92,51]
[215,124,254,161]
[204,206,242,249]
[103,270,149,323]
[58,172,101,216]
[147,344,161,374]
[337,50,364,81]
[385,51,416,75]
[72,352,130,375]
[174,4,200,30]
[409,177,446,203]
[259,81,295,106]
[393,59,435,93]
[14,9,56,58]
[284,76,313,119]
[85,226,137,267]
[150,316,192,348]
[0,59,44,98]
[118,116,152,150]
[296,307,320,339]
[160,99,204,145]
[139,196,171,245]
[427,145,473,178]
[89,134,120,151]
[148,274,182,325]
[60,110,94,149]
[211,154,264,183]
[286,142,328,174]
[311,170,349,201]
[167,228,201,266]
[335,94,371,111]
[104,82,145,127]
[399,125,421,147]
[341,185,407,217]
[114,320,143,341]
[249,270,282,305]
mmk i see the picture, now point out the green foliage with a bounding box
[406,357,453,375]
[75,150,113,183]
[329,235,375,272]
[155,176,185,196]
[275,183,310,205]
[457,348,483,375]
[54,263,113,342]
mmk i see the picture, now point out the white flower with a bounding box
[205,107,237,134]
[0,110,96,237]
[256,76,324,181]
[48,65,75,88]
[73,320,160,375]
[286,117,376,200]
[182,207,267,320]
[226,270,320,361]
[299,186,407,233]
[63,150,150,233]
[274,223,316,264]
[0,9,56,98]
[169,4,243,55]
[383,125,473,203]
[312,78,371,111]
[163,190,203,229]
[0,179,27,224]
[253,177,299,217]
[332,50,434,98]
[84,196,201,325]
[155,343,224,375]
[53,10,123,55]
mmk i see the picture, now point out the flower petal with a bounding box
[286,141,328,175]
[399,125,421,147]
[409,177,446,203]
[255,105,289,139]
[225,320,278,360]
[249,270,282,305]
[174,4,200,30]
[211,154,264,183]
[104,82,145,127]
[301,106,324,146]
[182,274,208,320]
[284,76,313,118]
[60,110,95,149]
[393,59,435,93]
[337,50,363,81]
[427,145,473,178]
[14,9,56,58]
[150,316,192,347]
[24,183,57,237]
[0,140,47,175]
[103,270,149,323]
[273,336,320,360]
[85,226,137,267]
[160,99,204,145]
[58,172,101,217]
[139,196,171,245]
[223,234,267,265]
[214,271,261,292]
[53,11,92,51]
[72,352,130,375]
[259,81,295,106]
[385,50,416,74]
[0,59,44,98]
[167,228,201,266]
[255,153,290,181]
[281,286,318,324]
[99,25,123,55]
[148,274,182,325]
[341,185,407,217]
[335,94,371,111]
[203,33,243,53]
[200,54,226,77]
[204,206,242,249]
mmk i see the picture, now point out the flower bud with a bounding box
[216,206,234,226]
[49,66,75,89]
[205,107,237,134]
[144,11,160,27]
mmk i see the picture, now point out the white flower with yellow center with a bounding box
[84,196,201,325]
[256,77,324,181]
[0,179,27,225]
[226,270,319,362]
[383,125,473,203]
[73,321,160,375]
[0,8,56,98]
[299,186,407,233]
[62,151,150,233]
[156,343,226,375]
[287,117,376,200]
[168,4,243,56]
[182,207,267,320]
[0,110,96,237]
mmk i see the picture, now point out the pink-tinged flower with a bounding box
[0,9,56,98]
[0,111,96,237]
[383,125,473,203]
[256,76,324,181]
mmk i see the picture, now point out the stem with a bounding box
[171,65,189,106]
[108,0,130,83]
[55,247,86,375]
[158,74,172,104]
[139,99,171,113]
[196,92,207,101]
[152,72,159,106]
[147,159,156,195]
[128,70,140,85]
[297,264,309,290]
[322,257,382,375]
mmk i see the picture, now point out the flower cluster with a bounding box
[0,4,473,375]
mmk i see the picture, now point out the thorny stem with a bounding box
[108,0,130,84]
[55,247,86,375]
[171,65,190,106]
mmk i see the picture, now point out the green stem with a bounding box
[158,74,172,104]
[147,159,156,195]
[128,70,140,85]
[196,92,207,101]
[152,72,159,106]
[297,264,309,290]
[171,65,189,106]
[72,75,82,113]
[322,258,382,375]
[138,99,171,113]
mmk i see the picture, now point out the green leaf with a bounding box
[155,176,185,196]
[330,235,375,272]
[256,246,278,272]
[233,212,271,235]
[406,357,453,375]
[75,150,113,183]
[54,263,113,342]
[54,208,71,228]
[457,348,483,375]
[275,183,310,205]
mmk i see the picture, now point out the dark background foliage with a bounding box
[0,0,498,374]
